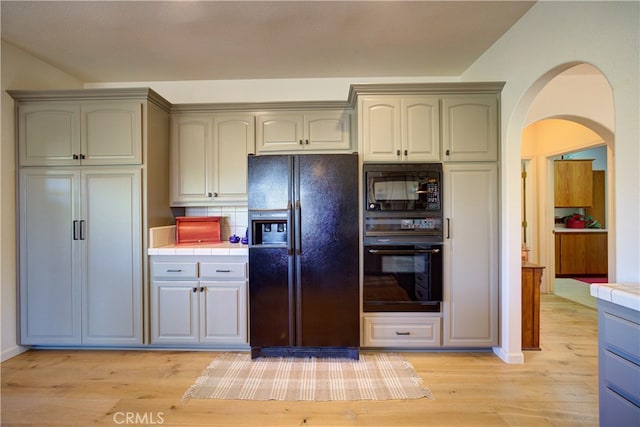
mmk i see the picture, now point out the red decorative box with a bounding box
[175,216,222,244]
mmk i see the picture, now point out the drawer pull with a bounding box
[396,331,411,336]
[215,269,231,273]
[166,269,183,273]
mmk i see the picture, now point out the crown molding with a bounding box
[346,82,506,107]
[7,87,172,112]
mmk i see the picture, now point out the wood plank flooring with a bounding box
[1,294,598,426]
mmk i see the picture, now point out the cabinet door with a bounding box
[401,96,440,161]
[304,111,352,151]
[442,95,498,161]
[170,115,215,204]
[213,114,254,203]
[556,232,608,275]
[554,160,593,207]
[360,97,402,161]
[256,114,304,152]
[18,103,81,166]
[200,281,247,344]
[443,163,499,347]
[586,233,608,275]
[19,169,82,344]
[81,168,142,345]
[82,102,142,165]
[556,233,587,275]
[150,281,200,344]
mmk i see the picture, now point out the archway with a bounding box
[519,64,615,297]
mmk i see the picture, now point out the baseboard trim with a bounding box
[492,346,524,364]
[1,345,29,362]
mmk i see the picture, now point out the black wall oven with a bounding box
[363,163,444,312]
[363,243,442,312]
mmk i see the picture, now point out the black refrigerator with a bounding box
[247,154,359,359]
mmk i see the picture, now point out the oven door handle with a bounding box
[367,249,440,255]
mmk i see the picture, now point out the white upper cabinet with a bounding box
[213,115,255,204]
[171,115,213,204]
[171,113,254,206]
[82,102,142,165]
[18,101,142,166]
[442,95,498,162]
[256,110,351,153]
[360,96,440,162]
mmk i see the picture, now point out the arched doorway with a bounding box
[519,64,614,297]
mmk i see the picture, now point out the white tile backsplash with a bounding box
[184,206,248,240]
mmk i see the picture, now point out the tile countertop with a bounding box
[148,225,248,256]
[554,227,607,233]
[590,282,640,312]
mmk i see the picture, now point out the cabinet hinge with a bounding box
[521,171,527,179]
[522,220,528,228]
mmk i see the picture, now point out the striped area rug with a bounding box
[183,352,432,401]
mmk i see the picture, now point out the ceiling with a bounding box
[1,1,536,83]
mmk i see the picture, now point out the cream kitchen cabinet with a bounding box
[442,95,499,162]
[12,88,173,347]
[442,163,499,347]
[359,96,440,162]
[256,110,352,153]
[362,313,442,348]
[170,113,254,206]
[150,257,248,347]
[16,100,142,166]
[19,167,143,345]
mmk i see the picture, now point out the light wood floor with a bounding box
[1,294,598,426]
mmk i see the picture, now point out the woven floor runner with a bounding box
[183,352,432,401]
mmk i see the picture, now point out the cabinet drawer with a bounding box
[200,262,247,279]
[601,387,640,426]
[604,350,640,405]
[603,312,640,363]
[152,262,198,279]
[363,316,441,348]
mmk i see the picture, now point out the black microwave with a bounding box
[364,163,442,212]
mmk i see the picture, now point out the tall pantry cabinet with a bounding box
[351,83,502,349]
[10,88,173,346]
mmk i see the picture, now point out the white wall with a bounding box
[86,76,459,104]
[462,1,639,363]
[1,40,83,361]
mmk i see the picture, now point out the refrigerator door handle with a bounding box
[294,200,302,255]
[287,201,294,256]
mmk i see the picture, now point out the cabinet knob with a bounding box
[208,192,218,198]
[73,154,79,160]
[305,139,309,145]
[404,149,408,156]
[396,150,401,156]
[446,149,450,156]
[299,139,303,145]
